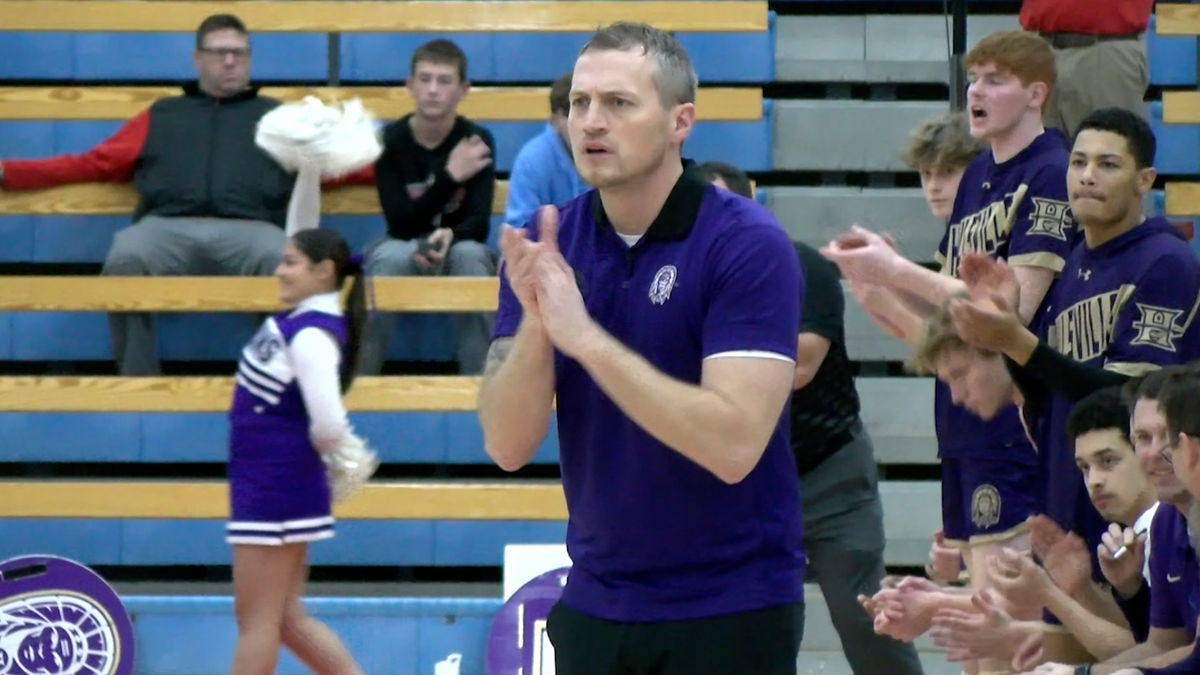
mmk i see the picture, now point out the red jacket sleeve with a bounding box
[1,109,150,190]
[322,163,376,187]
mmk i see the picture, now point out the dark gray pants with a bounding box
[101,216,286,375]
[801,423,925,675]
[359,238,496,375]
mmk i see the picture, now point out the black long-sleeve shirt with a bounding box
[373,115,496,242]
[1005,340,1132,409]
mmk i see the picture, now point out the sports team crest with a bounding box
[1130,302,1185,353]
[648,265,678,305]
[0,556,134,675]
[1026,197,1073,242]
[970,484,1002,529]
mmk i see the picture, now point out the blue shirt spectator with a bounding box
[503,74,588,226]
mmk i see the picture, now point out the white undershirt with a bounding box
[1134,501,1159,586]
[290,292,350,453]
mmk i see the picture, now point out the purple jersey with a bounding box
[230,307,348,429]
[934,130,1075,457]
[1031,219,1200,544]
[1148,503,1200,638]
[493,164,805,622]
[226,302,348,545]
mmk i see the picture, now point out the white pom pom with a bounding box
[255,96,383,179]
[321,431,380,504]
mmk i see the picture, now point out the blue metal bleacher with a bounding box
[1149,100,1200,175]
[1149,14,1199,86]
[126,596,501,675]
[0,33,329,80]
[0,519,569,567]
[0,29,773,83]
[0,412,562,464]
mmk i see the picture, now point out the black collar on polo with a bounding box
[592,159,710,243]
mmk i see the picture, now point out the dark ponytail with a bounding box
[290,229,367,393]
[342,256,368,393]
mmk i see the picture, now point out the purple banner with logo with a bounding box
[485,566,569,675]
[0,555,135,675]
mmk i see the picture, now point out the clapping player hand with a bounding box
[498,205,560,318]
[926,529,964,585]
[929,589,1020,663]
[820,225,903,286]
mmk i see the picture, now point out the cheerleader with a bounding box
[226,228,377,674]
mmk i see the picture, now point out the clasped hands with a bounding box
[499,205,600,360]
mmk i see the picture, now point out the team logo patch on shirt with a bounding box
[251,331,283,362]
[1026,197,1073,242]
[971,484,1002,529]
[649,265,678,305]
[1130,303,1185,353]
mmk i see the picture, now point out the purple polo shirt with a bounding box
[934,130,1075,458]
[1149,503,1200,639]
[493,164,805,622]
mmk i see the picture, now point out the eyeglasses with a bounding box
[199,47,251,60]
[1163,431,1200,467]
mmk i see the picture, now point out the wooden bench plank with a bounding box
[1165,182,1200,217]
[0,479,567,520]
[1162,90,1200,124]
[1156,3,1200,36]
[0,1,768,33]
[0,376,483,412]
[0,277,500,313]
[0,86,762,121]
[0,182,499,216]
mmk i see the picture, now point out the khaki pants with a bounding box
[1043,37,1148,137]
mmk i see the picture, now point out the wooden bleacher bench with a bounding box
[0,277,499,313]
[1157,9,1200,217]
[0,480,568,520]
[0,1,768,33]
[0,86,762,122]
[0,375,482,411]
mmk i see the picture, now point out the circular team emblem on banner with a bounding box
[0,556,135,675]
[485,567,569,675]
[970,484,1002,529]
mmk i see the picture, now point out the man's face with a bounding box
[568,48,692,189]
[965,62,1041,141]
[936,348,1015,420]
[1068,128,1153,229]
[1132,398,1190,506]
[1074,428,1151,524]
[919,163,967,221]
[407,61,467,121]
[193,28,251,98]
[1171,433,1200,499]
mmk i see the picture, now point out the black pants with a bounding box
[546,601,805,675]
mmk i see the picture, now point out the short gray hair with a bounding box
[579,22,697,107]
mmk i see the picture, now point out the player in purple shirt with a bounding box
[226,229,373,675]
[478,23,804,674]
[947,109,1200,666]
[826,32,1071,670]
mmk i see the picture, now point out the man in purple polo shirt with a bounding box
[477,23,804,674]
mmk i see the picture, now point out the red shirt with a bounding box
[1020,0,1152,35]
